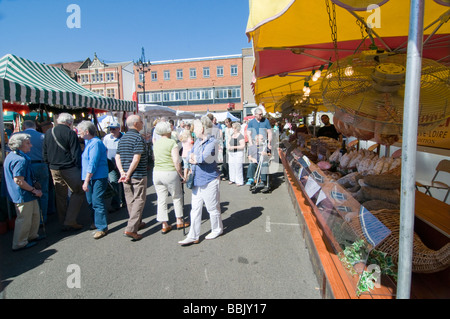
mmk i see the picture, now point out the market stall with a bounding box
[246,0,450,298]
[0,53,137,233]
[0,53,137,154]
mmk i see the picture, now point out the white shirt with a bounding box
[102,133,123,161]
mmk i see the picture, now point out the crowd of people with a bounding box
[2,108,339,251]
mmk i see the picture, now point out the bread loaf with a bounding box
[363,174,401,189]
[362,200,400,211]
[361,186,400,204]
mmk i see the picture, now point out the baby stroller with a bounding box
[247,139,271,194]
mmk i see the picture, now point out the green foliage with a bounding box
[357,270,378,295]
[339,240,398,296]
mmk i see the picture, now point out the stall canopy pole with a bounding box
[397,0,424,299]
[0,100,5,162]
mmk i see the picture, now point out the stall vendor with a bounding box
[317,115,340,140]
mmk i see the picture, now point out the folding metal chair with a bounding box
[415,159,450,203]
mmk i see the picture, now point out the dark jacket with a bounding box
[43,124,82,170]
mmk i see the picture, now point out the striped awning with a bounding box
[0,54,136,112]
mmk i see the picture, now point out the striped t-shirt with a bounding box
[117,129,148,179]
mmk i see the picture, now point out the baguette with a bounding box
[361,186,400,204]
[363,174,401,189]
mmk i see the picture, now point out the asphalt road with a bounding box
[0,163,321,301]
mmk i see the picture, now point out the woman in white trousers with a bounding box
[179,116,223,245]
[227,122,245,186]
[152,122,186,234]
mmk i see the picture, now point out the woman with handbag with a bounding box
[179,116,223,245]
[152,121,187,234]
[77,121,109,239]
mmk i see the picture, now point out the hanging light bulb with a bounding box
[303,81,311,95]
[312,65,324,82]
[345,66,354,76]
[312,71,320,81]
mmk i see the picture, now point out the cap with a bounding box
[108,121,120,128]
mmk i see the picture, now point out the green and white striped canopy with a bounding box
[0,54,136,112]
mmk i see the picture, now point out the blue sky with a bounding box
[0,0,251,64]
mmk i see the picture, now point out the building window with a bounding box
[190,68,197,79]
[215,86,241,99]
[149,92,161,102]
[216,66,224,77]
[231,65,238,76]
[176,69,183,80]
[80,74,89,83]
[139,72,145,83]
[106,72,115,82]
[163,90,187,102]
[92,70,103,83]
[92,89,104,96]
[106,88,115,98]
[188,89,213,101]
[151,71,157,82]
[203,67,210,78]
[164,70,170,81]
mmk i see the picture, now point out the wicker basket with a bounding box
[369,209,449,273]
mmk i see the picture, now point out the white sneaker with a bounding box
[205,231,223,240]
[178,237,199,245]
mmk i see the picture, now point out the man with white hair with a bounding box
[116,114,148,241]
[43,113,84,231]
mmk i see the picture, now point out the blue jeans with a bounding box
[31,163,49,223]
[86,178,108,231]
[246,162,267,183]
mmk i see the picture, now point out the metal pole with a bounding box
[397,0,424,299]
[0,100,5,162]
[0,100,13,221]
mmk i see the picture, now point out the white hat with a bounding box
[108,121,120,128]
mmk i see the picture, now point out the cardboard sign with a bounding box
[415,117,450,150]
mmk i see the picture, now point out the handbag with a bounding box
[186,169,195,189]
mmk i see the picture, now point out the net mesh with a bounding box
[321,53,450,143]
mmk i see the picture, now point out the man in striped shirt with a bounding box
[115,115,148,241]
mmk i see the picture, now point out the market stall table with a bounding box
[279,147,450,299]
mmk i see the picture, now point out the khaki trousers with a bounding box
[12,200,40,250]
[153,170,183,222]
[50,167,85,226]
[123,177,147,233]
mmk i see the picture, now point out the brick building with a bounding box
[77,53,134,102]
[134,48,255,115]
